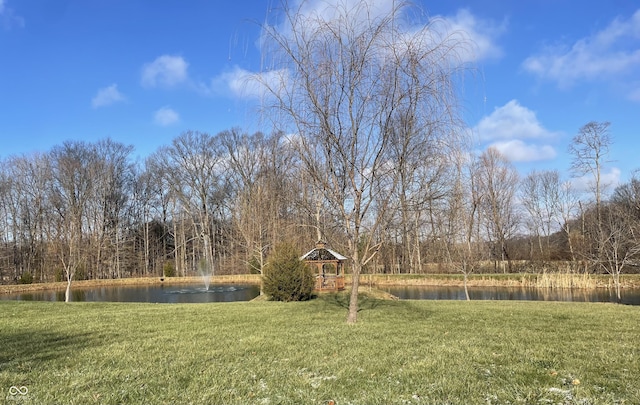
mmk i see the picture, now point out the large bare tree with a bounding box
[475,148,519,272]
[569,121,612,220]
[520,170,564,260]
[48,141,99,302]
[259,0,468,323]
[155,131,227,278]
[568,121,614,271]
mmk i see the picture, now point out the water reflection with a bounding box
[384,285,640,305]
[1,284,260,303]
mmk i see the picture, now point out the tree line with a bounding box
[0,122,638,288]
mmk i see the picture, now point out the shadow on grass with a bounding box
[318,290,434,319]
[321,291,384,312]
[0,330,95,371]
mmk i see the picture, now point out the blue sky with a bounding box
[1,0,639,189]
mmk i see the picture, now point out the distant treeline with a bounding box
[1,126,639,286]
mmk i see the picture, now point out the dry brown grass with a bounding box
[532,272,599,289]
[355,273,640,289]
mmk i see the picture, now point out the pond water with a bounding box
[0,284,261,303]
[384,285,640,305]
[3,283,640,305]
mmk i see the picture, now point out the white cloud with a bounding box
[281,0,395,36]
[153,106,180,126]
[214,66,288,100]
[91,84,126,108]
[282,1,503,63]
[571,167,622,194]
[238,1,501,101]
[523,10,640,88]
[437,8,505,62]
[628,83,640,102]
[475,100,556,141]
[0,0,25,29]
[473,100,558,163]
[489,140,556,162]
[141,55,189,88]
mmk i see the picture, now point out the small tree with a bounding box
[263,243,315,302]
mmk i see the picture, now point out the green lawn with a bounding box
[1,294,638,404]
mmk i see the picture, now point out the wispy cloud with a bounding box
[522,9,640,90]
[571,167,621,194]
[474,100,558,162]
[437,8,505,62]
[270,0,503,63]
[213,66,288,100]
[219,1,503,100]
[91,84,126,108]
[0,0,25,30]
[489,140,556,162]
[153,106,179,126]
[141,55,189,88]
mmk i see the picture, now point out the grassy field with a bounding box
[1,294,639,404]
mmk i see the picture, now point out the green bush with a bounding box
[163,261,176,277]
[18,272,33,284]
[263,243,315,302]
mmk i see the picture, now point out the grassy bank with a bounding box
[4,273,640,296]
[1,295,638,404]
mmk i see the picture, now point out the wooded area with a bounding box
[1,124,638,287]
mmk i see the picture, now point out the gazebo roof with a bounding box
[301,246,347,262]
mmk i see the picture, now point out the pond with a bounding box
[3,283,640,305]
[383,285,640,305]
[0,284,261,303]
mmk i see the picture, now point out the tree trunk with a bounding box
[64,271,73,303]
[347,263,361,324]
[463,271,470,301]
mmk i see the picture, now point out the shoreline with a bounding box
[0,274,261,295]
[1,273,639,295]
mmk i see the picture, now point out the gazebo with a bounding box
[300,241,347,291]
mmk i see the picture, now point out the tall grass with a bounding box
[1,295,639,404]
[532,272,597,289]
[359,273,640,289]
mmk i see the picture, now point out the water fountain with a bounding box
[198,258,213,291]
[201,273,212,291]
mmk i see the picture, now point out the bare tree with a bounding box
[598,202,640,301]
[142,154,177,276]
[387,114,455,273]
[568,121,614,275]
[155,131,227,278]
[259,0,469,323]
[520,170,566,260]
[5,154,53,282]
[222,129,284,280]
[569,121,613,222]
[611,172,640,219]
[48,141,98,302]
[88,139,135,279]
[475,148,519,272]
[443,150,485,300]
[555,178,580,263]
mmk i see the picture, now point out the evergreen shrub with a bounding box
[263,243,315,302]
